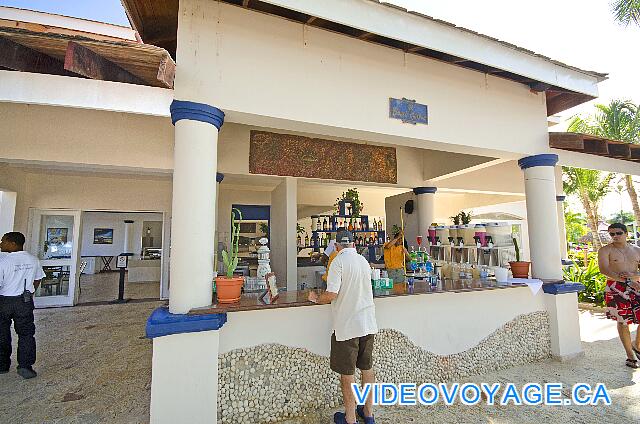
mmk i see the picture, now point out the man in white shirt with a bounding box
[308,230,378,424]
[0,232,45,379]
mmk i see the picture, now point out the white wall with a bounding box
[175,0,550,157]
[81,211,163,258]
[0,190,16,235]
[219,287,545,356]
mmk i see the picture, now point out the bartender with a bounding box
[321,240,338,284]
[383,232,410,283]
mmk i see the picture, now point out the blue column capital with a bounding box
[413,187,437,195]
[556,195,566,201]
[216,172,225,183]
[145,307,227,338]
[170,99,225,130]
[517,154,559,170]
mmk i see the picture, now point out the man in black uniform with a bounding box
[0,232,44,379]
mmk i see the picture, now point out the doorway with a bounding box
[77,211,166,304]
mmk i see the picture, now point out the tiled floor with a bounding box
[77,272,160,304]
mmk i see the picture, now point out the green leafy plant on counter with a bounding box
[563,258,606,306]
[221,208,243,278]
[296,223,306,236]
[335,188,364,217]
[260,222,270,237]
[450,210,473,225]
[392,224,402,238]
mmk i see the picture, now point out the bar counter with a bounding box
[189,278,527,315]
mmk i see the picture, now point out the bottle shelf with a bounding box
[312,230,385,233]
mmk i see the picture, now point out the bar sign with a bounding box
[389,98,428,125]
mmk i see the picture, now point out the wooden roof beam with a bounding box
[64,41,147,86]
[0,36,77,77]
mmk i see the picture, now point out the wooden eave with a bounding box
[550,132,640,163]
[121,0,600,115]
[0,26,175,88]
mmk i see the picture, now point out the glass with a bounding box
[37,265,70,297]
[38,215,74,260]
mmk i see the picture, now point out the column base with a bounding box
[544,291,583,360]
[147,307,226,424]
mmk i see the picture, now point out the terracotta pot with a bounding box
[509,261,531,279]
[215,276,244,303]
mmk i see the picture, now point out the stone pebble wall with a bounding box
[217,311,550,423]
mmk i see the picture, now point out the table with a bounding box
[100,256,114,272]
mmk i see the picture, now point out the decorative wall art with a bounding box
[249,130,397,184]
[93,228,114,244]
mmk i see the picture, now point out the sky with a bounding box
[1,0,638,218]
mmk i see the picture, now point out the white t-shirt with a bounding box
[326,247,378,341]
[0,251,45,296]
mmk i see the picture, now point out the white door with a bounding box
[28,209,82,308]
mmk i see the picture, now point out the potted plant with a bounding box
[335,188,364,217]
[509,238,531,278]
[216,208,244,303]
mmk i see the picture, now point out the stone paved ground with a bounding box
[1,305,639,423]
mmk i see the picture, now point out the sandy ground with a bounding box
[0,305,639,423]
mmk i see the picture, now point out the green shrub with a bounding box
[563,258,606,306]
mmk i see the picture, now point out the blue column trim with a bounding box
[170,100,225,130]
[145,306,227,339]
[542,282,585,295]
[518,154,559,170]
[413,187,437,195]
[556,195,566,201]
[216,172,225,183]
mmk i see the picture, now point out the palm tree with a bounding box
[612,0,640,26]
[563,167,613,250]
[568,100,640,231]
[608,210,635,225]
[564,209,588,243]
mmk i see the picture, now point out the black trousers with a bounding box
[0,295,36,370]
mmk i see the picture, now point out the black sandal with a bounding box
[632,346,640,361]
[626,358,639,368]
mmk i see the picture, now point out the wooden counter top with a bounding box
[189,279,529,315]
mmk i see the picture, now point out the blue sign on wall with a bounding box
[389,98,428,125]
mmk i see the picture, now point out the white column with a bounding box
[168,100,224,314]
[556,195,568,259]
[413,187,437,238]
[518,154,563,280]
[270,177,298,291]
[544,293,583,360]
[150,331,220,424]
[123,220,134,254]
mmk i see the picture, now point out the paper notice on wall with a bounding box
[508,278,543,295]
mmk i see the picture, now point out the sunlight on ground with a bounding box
[580,310,623,342]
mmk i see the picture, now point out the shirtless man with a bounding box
[598,223,640,368]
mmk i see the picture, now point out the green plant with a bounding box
[221,208,243,278]
[392,224,401,238]
[296,223,306,236]
[335,188,364,217]
[563,258,606,306]
[260,222,270,236]
[450,211,472,225]
[513,238,521,262]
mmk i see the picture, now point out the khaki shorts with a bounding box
[330,332,375,375]
[387,268,405,283]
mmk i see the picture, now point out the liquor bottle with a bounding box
[304,234,309,247]
[362,218,368,231]
[297,234,302,247]
[322,218,327,231]
[348,219,354,232]
[332,217,337,231]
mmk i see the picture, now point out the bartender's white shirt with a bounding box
[0,251,45,296]
[326,247,378,341]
